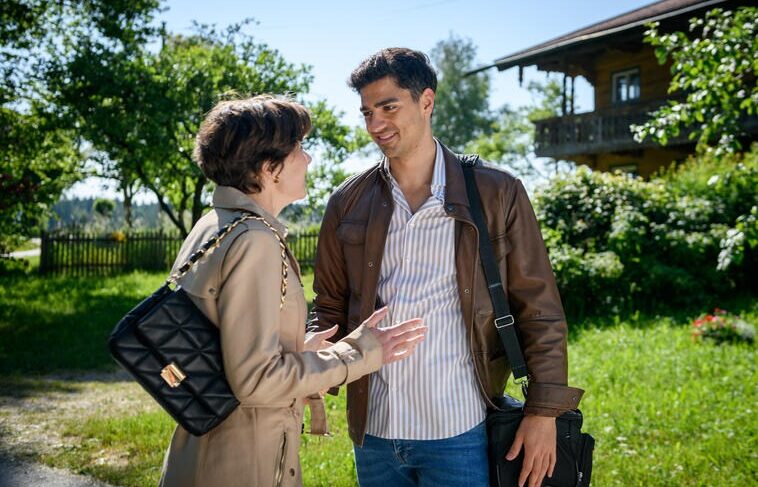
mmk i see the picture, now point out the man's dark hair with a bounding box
[348,48,437,101]
[193,94,311,194]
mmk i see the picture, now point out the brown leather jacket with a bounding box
[311,143,584,446]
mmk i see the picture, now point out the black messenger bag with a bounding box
[461,159,594,486]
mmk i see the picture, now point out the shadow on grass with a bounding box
[0,371,132,399]
[0,272,165,375]
[566,293,758,341]
[0,377,82,399]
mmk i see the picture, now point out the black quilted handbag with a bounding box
[108,213,288,436]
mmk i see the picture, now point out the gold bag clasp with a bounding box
[161,362,186,388]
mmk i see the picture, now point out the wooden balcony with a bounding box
[533,100,693,158]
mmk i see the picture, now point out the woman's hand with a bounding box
[362,307,427,364]
[304,325,339,352]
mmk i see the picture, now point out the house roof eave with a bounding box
[467,0,728,76]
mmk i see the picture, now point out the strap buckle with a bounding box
[516,375,530,398]
[495,315,515,329]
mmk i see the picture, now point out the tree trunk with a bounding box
[122,185,133,229]
[134,164,188,237]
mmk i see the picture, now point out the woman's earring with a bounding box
[273,175,280,184]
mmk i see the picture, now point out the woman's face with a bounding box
[274,141,312,204]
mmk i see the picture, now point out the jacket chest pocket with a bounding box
[490,232,512,263]
[337,220,367,245]
[337,220,367,297]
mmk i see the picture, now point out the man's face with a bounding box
[359,76,434,160]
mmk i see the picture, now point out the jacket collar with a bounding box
[211,185,287,236]
[376,139,470,208]
[440,142,471,208]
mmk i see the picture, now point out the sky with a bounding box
[68,0,655,200]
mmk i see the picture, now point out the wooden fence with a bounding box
[39,229,320,276]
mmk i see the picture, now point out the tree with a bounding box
[632,7,758,154]
[0,1,135,251]
[46,19,356,235]
[93,198,115,218]
[466,78,568,178]
[430,34,495,152]
[299,100,370,221]
[465,105,534,176]
[0,110,81,252]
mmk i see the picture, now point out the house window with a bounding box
[610,163,639,177]
[612,68,640,104]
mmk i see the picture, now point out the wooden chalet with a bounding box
[473,0,756,177]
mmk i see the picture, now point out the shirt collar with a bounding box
[381,138,446,202]
[430,139,446,202]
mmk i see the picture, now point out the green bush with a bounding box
[0,256,30,276]
[535,146,758,317]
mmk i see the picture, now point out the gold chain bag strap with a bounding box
[108,211,289,436]
[168,213,289,308]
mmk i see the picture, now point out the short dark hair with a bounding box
[348,48,437,101]
[193,95,311,194]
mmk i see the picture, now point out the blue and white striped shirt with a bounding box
[366,140,486,440]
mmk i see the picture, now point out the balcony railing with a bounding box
[533,100,693,158]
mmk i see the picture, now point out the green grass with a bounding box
[300,269,315,303]
[48,410,174,487]
[572,318,757,485]
[1,272,756,486]
[0,272,165,373]
[41,390,359,487]
[25,254,40,270]
[12,239,40,252]
[0,269,312,373]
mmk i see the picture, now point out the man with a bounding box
[310,48,583,487]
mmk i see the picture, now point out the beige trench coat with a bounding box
[159,186,382,487]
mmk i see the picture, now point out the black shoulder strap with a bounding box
[460,158,529,381]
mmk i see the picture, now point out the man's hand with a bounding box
[506,415,557,487]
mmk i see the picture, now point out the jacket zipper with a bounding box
[274,431,287,487]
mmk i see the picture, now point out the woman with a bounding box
[159,95,427,487]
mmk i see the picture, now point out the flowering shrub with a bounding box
[533,146,758,317]
[691,309,755,344]
[109,230,127,242]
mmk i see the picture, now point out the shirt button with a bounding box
[445,204,454,212]
[368,261,374,268]
[464,288,470,294]
[382,201,388,207]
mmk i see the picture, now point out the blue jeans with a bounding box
[353,422,489,487]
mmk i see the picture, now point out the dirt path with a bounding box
[0,453,114,487]
[0,371,156,486]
